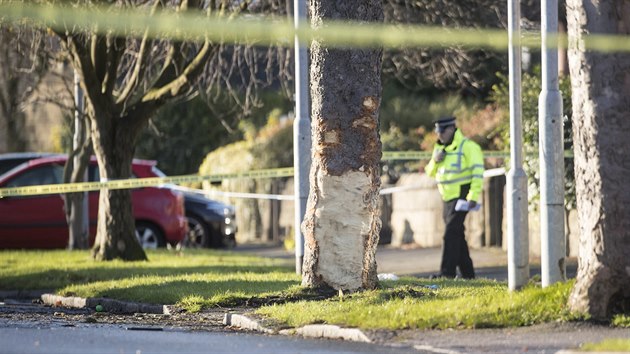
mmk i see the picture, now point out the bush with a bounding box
[135,95,242,176]
[199,114,293,241]
[380,88,502,177]
[489,67,575,209]
[380,82,482,135]
[136,90,291,176]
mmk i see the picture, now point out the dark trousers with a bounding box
[440,184,475,279]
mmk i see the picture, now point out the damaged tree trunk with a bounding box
[301,0,383,291]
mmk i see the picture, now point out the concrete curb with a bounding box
[224,312,371,343]
[37,294,372,344]
[223,313,276,334]
[289,324,371,343]
[40,293,175,315]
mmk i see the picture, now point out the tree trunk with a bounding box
[0,57,26,152]
[566,0,630,319]
[0,27,49,153]
[66,192,90,250]
[90,109,147,261]
[64,93,91,250]
[301,0,383,291]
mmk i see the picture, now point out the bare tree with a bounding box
[301,0,383,291]
[566,0,630,319]
[0,25,52,152]
[382,0,508,95]
[33,0,289,261]
[0,24,92,249]
[42,0,263,260]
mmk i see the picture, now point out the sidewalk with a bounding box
[233,243,578,282]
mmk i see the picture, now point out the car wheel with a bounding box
[183,215,209,248]
[135,222,165,249]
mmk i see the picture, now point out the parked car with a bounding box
[0,152,60,176]
[0,156,187,249]
[131,159,237,249]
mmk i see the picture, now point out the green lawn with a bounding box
[0,249,300,310]
[2,249,627,330]
[581,338,630,352]
[257,279,580,329]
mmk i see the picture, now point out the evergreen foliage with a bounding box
[489,68,575,209]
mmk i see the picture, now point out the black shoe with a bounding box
[429,273,455,280]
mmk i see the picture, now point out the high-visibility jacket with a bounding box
[424,129,484,202]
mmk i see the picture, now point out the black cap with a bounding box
[433,116,456,133]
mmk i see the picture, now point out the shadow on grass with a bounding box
[1,263,294,291]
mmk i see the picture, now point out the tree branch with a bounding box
[141,40,214,103]
[115,31,149,105]
[115,0,162,105]
[102,35,125,98]
[90,33,107,92]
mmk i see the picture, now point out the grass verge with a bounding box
[0,249,594,330]
[257,278,581,330]
[580,338,630,352]
[0,249,299,310]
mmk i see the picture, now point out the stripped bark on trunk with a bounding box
[301,0,383,291]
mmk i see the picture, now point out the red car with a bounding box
[0,156,187,249]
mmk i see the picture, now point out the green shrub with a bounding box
[380,82,481,135]
[380,88,501,177]
[136,90,291,176]
[199,113,293,241]
[136,95,242,176]
[489,68,575,209]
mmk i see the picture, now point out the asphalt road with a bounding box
[0,320,418,354]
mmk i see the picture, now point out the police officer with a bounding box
[424,116,484,279]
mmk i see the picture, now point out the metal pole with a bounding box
[293,0,311,275]
[506,0,530,290]
[539,0,566,286]
[73,70,89,245]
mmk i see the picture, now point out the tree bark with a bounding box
[64,89,92,250]
[301,0,383,291]
[566,0,630,319]
[0,26,45,153]
[90,108,147,261]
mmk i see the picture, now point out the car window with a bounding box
[0,159,31,176]
[5,164,65,188]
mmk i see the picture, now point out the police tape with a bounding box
[381,150,573,160]
[2,3,630,52]
[169,185,295,201]
[0,167,295,198]
[0,151,574,197]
